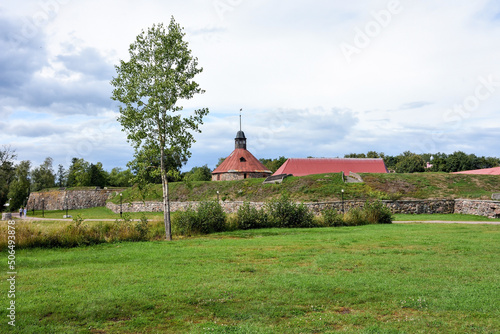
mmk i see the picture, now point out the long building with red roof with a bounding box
[452,166,500,175]
[273,158,388,177]
[212,129,271,181]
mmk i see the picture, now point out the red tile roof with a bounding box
[452,167,500,175]
[273,158,388,176]
[212,148,272,174]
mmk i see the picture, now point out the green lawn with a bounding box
[1,224,498,333]
[394,213,500,222]
[26,207,165,220]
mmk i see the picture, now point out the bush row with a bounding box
[172,195,392,236]
[0,196,392,249]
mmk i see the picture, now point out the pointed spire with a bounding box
[235,108,246,149]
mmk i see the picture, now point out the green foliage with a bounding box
[395,151,426,173]
[363,200,393,224]
[111,17,209,240]
[0,146,16,209]
[31,157,56,191]
[67,158,90,187]
[173,207,199,236]
[136,213,149,239]
[107,167,133,187]
[183,164,212,182]
[89,162,107,188]
[342,207,365,226]
[7,160,31,210]
[322,208,345,227]
[259,156,288,173]
[236,202,269,230]
[173,200,227,235]
[265,194,315,228]
[320,201,393,227]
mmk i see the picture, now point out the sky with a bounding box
[1,0,500,172]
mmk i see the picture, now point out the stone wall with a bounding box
[106,199,457,216]
[212,172,271,181]
[28,189,115,211]
[454,199,500,219]
[29,189,500,219]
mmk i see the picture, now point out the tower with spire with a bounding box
[212,110,272,181]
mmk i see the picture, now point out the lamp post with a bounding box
[341,189,344,214]
[120,193,123,218]
[42,198,45,218]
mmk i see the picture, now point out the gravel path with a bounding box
[5,212,500,225]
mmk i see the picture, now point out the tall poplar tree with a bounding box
[111,17,208,240]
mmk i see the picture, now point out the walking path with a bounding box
[5,212,500,225]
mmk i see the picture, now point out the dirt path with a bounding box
[5,212,500,225]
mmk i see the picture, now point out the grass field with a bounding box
[393,213,500,222]
[25,207,165,220]
[1,224,498,333]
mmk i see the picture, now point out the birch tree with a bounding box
[111,17,208,240]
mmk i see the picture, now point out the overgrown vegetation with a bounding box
[172,195,392,237]
[2,196,394,250]
[0,216,164,250]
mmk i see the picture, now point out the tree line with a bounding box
[0,145,214,211]
[344,151,500,173]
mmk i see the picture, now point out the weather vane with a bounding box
[239,108,242,131]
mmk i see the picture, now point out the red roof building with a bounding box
[273,158,388,176]
[453,167,500,175]
[212,130,271,181]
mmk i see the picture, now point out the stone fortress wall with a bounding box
[25,190,500,219]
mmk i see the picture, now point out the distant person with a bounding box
[19,207,23,218]
[23,207,27,217]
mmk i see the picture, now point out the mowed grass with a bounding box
[394,213,500,222]
[25,207,165,220]
[1,224,499,333]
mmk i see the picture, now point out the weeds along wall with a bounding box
[28,189,115,211]
[29,189,500,218]
[107,199,466,216]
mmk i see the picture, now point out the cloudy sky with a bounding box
[1,0,499,172]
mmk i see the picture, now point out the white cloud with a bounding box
[0,0,499,172]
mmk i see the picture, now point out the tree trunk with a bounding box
[160,145,172,241]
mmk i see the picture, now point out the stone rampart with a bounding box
[454,199,500,219]
[106,199,456,216]
[29,189,500,219]
[28,189,115,211]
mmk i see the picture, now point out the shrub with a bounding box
[172,207,197,236]
[173,200,227,236]
[363,200,393,224]
[322,208,345,227]
[135,213,149,239]
[265,194,315,228]
[343,208,366,226]
[196,200,227,233]
[236,202,269,230]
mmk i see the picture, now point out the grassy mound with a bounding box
[108,172,500,204]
